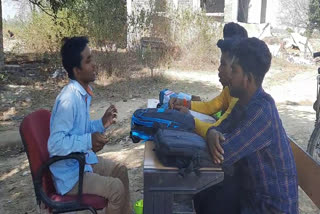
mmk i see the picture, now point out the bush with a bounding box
[5,0,221,75]
[129,2,223,70]
[21,10,87,53]
[149,7,222,69]
[170,9,222,67]
[6,0,127,54]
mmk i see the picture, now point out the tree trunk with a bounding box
[0,0,4,71]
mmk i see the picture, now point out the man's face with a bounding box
[218,52,232,87]
[75,45,96,83]
[229,60,248,98]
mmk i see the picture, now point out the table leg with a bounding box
[144,183,173,213]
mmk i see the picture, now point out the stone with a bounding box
[0,130,21,149]
[22,171,29,176]
[290,33,313,54]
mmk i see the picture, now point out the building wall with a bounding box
[265,0,281,26]
[127,0,283,48]
[224,0,238,22]
[127,0,198,49]
[224,0,281,26]
[247,0,262,24]
[178,0,193,9]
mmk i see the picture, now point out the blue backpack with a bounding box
[130,108,195,143]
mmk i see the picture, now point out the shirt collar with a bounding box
[70,79,94,96]
[250,87,263,103]
[236,87,263,112]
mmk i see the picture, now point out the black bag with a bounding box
[154,129,214,176]
[130,108,195,143]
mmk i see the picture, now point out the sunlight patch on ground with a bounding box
[7,85,27,89]
[99,144,144,169]
[164,69,221,87]
[285,105,314,113]
[265,70,316,104]
[0,161,29,182]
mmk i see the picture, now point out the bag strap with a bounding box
[177,154,201,177]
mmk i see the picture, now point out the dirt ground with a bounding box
[0,58,320,213]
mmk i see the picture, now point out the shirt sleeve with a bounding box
[216,103,273,167]
[88,119,105,133]
[48,99,92,157]
[191,88,228,115]
[194,118,216,138]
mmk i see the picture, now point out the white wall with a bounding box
[224,0,238,22]
[247,0,262,24]
[266,0,281,26]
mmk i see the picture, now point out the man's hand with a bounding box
[169,98,190,110]
[206,129,225,164]
[102,104,118,128]
[169,97,182,109]
[92,132,108,153]
[174,105,190,114]
[191,95,201,101]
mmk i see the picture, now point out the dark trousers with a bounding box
[193,173,241,214]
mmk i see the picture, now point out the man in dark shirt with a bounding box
[205,38,298,213]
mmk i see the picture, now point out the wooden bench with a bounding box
[289,138,320,208]
[143,141,224,214]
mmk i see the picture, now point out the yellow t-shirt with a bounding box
[191,87,238,137]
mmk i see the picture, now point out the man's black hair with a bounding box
[60,36,89,80]
[217,37,242,55]
[223,22,248,39]
[217,23,248,57]
[233,37,272,86]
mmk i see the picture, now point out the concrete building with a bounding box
[127,0,283,48]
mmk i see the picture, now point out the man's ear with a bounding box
[247,73,254,83]
[73,67,80,79]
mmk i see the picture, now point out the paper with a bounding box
[189,110,216,124]
[147,99,159,108]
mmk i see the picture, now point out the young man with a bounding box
[170,22,247,138]
[48,37,130,214]
[206,38,298,213]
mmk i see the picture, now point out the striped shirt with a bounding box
[213,87,298,213]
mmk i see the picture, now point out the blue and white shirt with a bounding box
[48,80,105,195]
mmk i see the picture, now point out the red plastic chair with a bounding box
[20,109,108,214]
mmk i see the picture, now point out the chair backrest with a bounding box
[20,109,55,199]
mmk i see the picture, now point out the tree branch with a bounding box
[28,0,58,18]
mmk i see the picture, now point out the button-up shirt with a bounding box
[212,87,298,213]
[48,80,105,195]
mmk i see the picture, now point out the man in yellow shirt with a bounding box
[170,23,248,138]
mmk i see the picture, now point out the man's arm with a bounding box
[194,118,215,138]
[88,119,105,133]
[191,87,228,115]
[48,99,92,156]
[208,102,273,166]
[221,103,272,166]
[195,98,239,138]
[88,104,118,133]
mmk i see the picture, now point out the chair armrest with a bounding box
[34,152,86,210]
